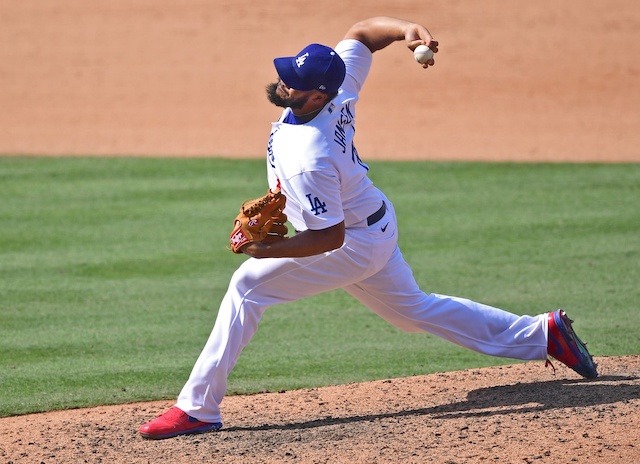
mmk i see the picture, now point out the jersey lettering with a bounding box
[333,103,354,154]
[306,194,328,216]
[267,128,278,169]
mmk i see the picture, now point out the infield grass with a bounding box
[1,157,638,417]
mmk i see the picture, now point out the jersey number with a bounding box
[352,144,368,170]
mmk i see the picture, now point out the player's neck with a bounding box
[290,104,324,123]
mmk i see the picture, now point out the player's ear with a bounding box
[312,91,329,105]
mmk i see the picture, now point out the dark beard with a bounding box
[266,81,309,110]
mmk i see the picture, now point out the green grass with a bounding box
[1,157,638,417]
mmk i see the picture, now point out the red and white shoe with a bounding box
[139,406,222,439]
[547,309,598,378]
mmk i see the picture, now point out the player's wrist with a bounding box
[240,241,270,259]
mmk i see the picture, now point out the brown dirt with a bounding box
[1,0,639,162]
[1,357,639,464]
[1,2,639,463]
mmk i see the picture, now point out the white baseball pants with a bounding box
[176,199,548,423]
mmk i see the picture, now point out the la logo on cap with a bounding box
[296,53,309,68]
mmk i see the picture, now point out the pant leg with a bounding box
[175,225,398,423]
[344,245,548,361]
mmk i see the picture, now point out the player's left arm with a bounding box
[241,171,346,258]
[240,221,345,258]
[344,16,438,66]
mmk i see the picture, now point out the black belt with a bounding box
[366,201,387,226]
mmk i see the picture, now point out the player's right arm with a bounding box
[344,16,438,64]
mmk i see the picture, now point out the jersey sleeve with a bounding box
[334,39,373,95]
[286,170,344,231]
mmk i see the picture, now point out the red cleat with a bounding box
[547,309,598,378]
[139,406,222,439]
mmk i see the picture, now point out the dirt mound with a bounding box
[2,356,639,463]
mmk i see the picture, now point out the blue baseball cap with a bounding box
[273,43,346,94]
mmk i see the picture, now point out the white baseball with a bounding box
[414,44,434,64]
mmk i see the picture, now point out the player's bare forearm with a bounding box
[344,16,436,54]
[241,221,346,259]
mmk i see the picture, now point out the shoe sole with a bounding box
[140,422,222,440]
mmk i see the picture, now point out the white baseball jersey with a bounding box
[267,39,384,232]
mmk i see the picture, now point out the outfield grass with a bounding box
[0,157,638,417]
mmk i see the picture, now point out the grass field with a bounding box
[1,157,638,418]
